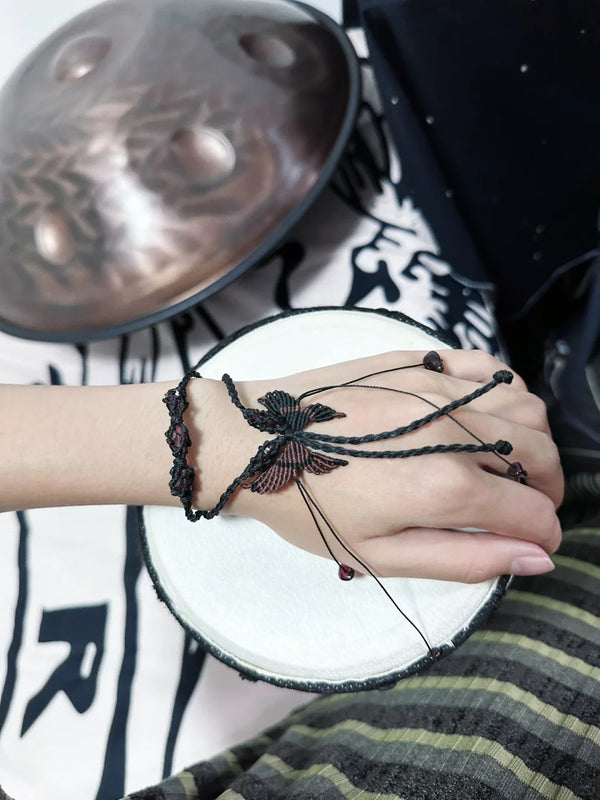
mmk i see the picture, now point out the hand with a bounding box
[187,349,563,583]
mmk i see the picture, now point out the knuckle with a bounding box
[429,458,473,500]
[504,365,528,392]
[478,351,515,380]
[546,439,562,473]
[522,393,550,429]
[532,435,563,489]
[470,350,500,369]
[479,351,527,390]
[473,352,528,391]
[483,351,504,371]
[509,373,529,393]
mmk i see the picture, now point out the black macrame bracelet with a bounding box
[163,351,527,655]
[163,369,202,521]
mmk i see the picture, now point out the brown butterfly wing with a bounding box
[303,449,347,475]
[249,441,300,494]
[249,441,346,493]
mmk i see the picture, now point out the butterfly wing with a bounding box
[249,441,299,494]
[302,449,347,475]
[305,403,346,423]
[249,441,346,494]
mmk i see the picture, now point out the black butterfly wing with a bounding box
[305,403,346,423]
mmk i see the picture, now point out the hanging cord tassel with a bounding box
[295,476,435,655]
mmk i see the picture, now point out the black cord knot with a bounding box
[493,370,513,384]
[494,439,513,455]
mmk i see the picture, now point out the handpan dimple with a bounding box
[34,210,74,266]
[170,128,237,188]
[239,33,296,68]
[0,0,358,342]
[54,35,112,83]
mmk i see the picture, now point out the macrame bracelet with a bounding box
[163,369,202,521]
[163,351,527,654]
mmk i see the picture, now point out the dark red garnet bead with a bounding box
[423,351,444,373]
[338,564,355,581]
[507,461,528,481]
[169,423,186,449]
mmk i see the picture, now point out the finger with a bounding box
[378,380,551,436]
[315,373,549,442]
[439,350,528,392]
[478,470,563,538]
[428,467,563,552]
[349,349,527,391]
[329,358,542,433]
[346,402,562,509]
[429,409,563,506]
[360,528,555,582]
[364,348,524,389]
[271,349,526,396]
[480,439,563,510]
[412,377,551,435]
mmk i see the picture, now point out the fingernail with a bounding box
[510,554,555,576]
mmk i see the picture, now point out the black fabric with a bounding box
[543,253,600,472]
[342,0,361,27]
[356,0,600,322]
[356,0,600,470]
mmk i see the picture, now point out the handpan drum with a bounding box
[140,307,511,693]
[0,0,359,341]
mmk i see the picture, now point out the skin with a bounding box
[1,349,563,583]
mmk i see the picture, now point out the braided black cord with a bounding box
[223,372,247,414]
[163,369,286,521]
[308,381,514,468]
[300,370,513,445]
[192,437,287,521]
[294,438,512,459]
[221,369,511,460]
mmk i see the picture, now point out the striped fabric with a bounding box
[123,520,600,800]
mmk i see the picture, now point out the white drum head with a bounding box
[140,307,509,692]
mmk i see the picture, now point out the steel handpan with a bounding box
[0,0,359,341]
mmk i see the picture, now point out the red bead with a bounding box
[507,461,528,481]
[423,351,444,372]
[338,564,355,581]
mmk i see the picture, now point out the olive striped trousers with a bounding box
[123,521,600,800]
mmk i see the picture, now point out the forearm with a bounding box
[0,348,563,582]
[0,382,176,511]
[0,376,266,513]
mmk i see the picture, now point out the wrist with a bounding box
[184,377,268,513]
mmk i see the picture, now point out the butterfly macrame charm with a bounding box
[242,390,348,494]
